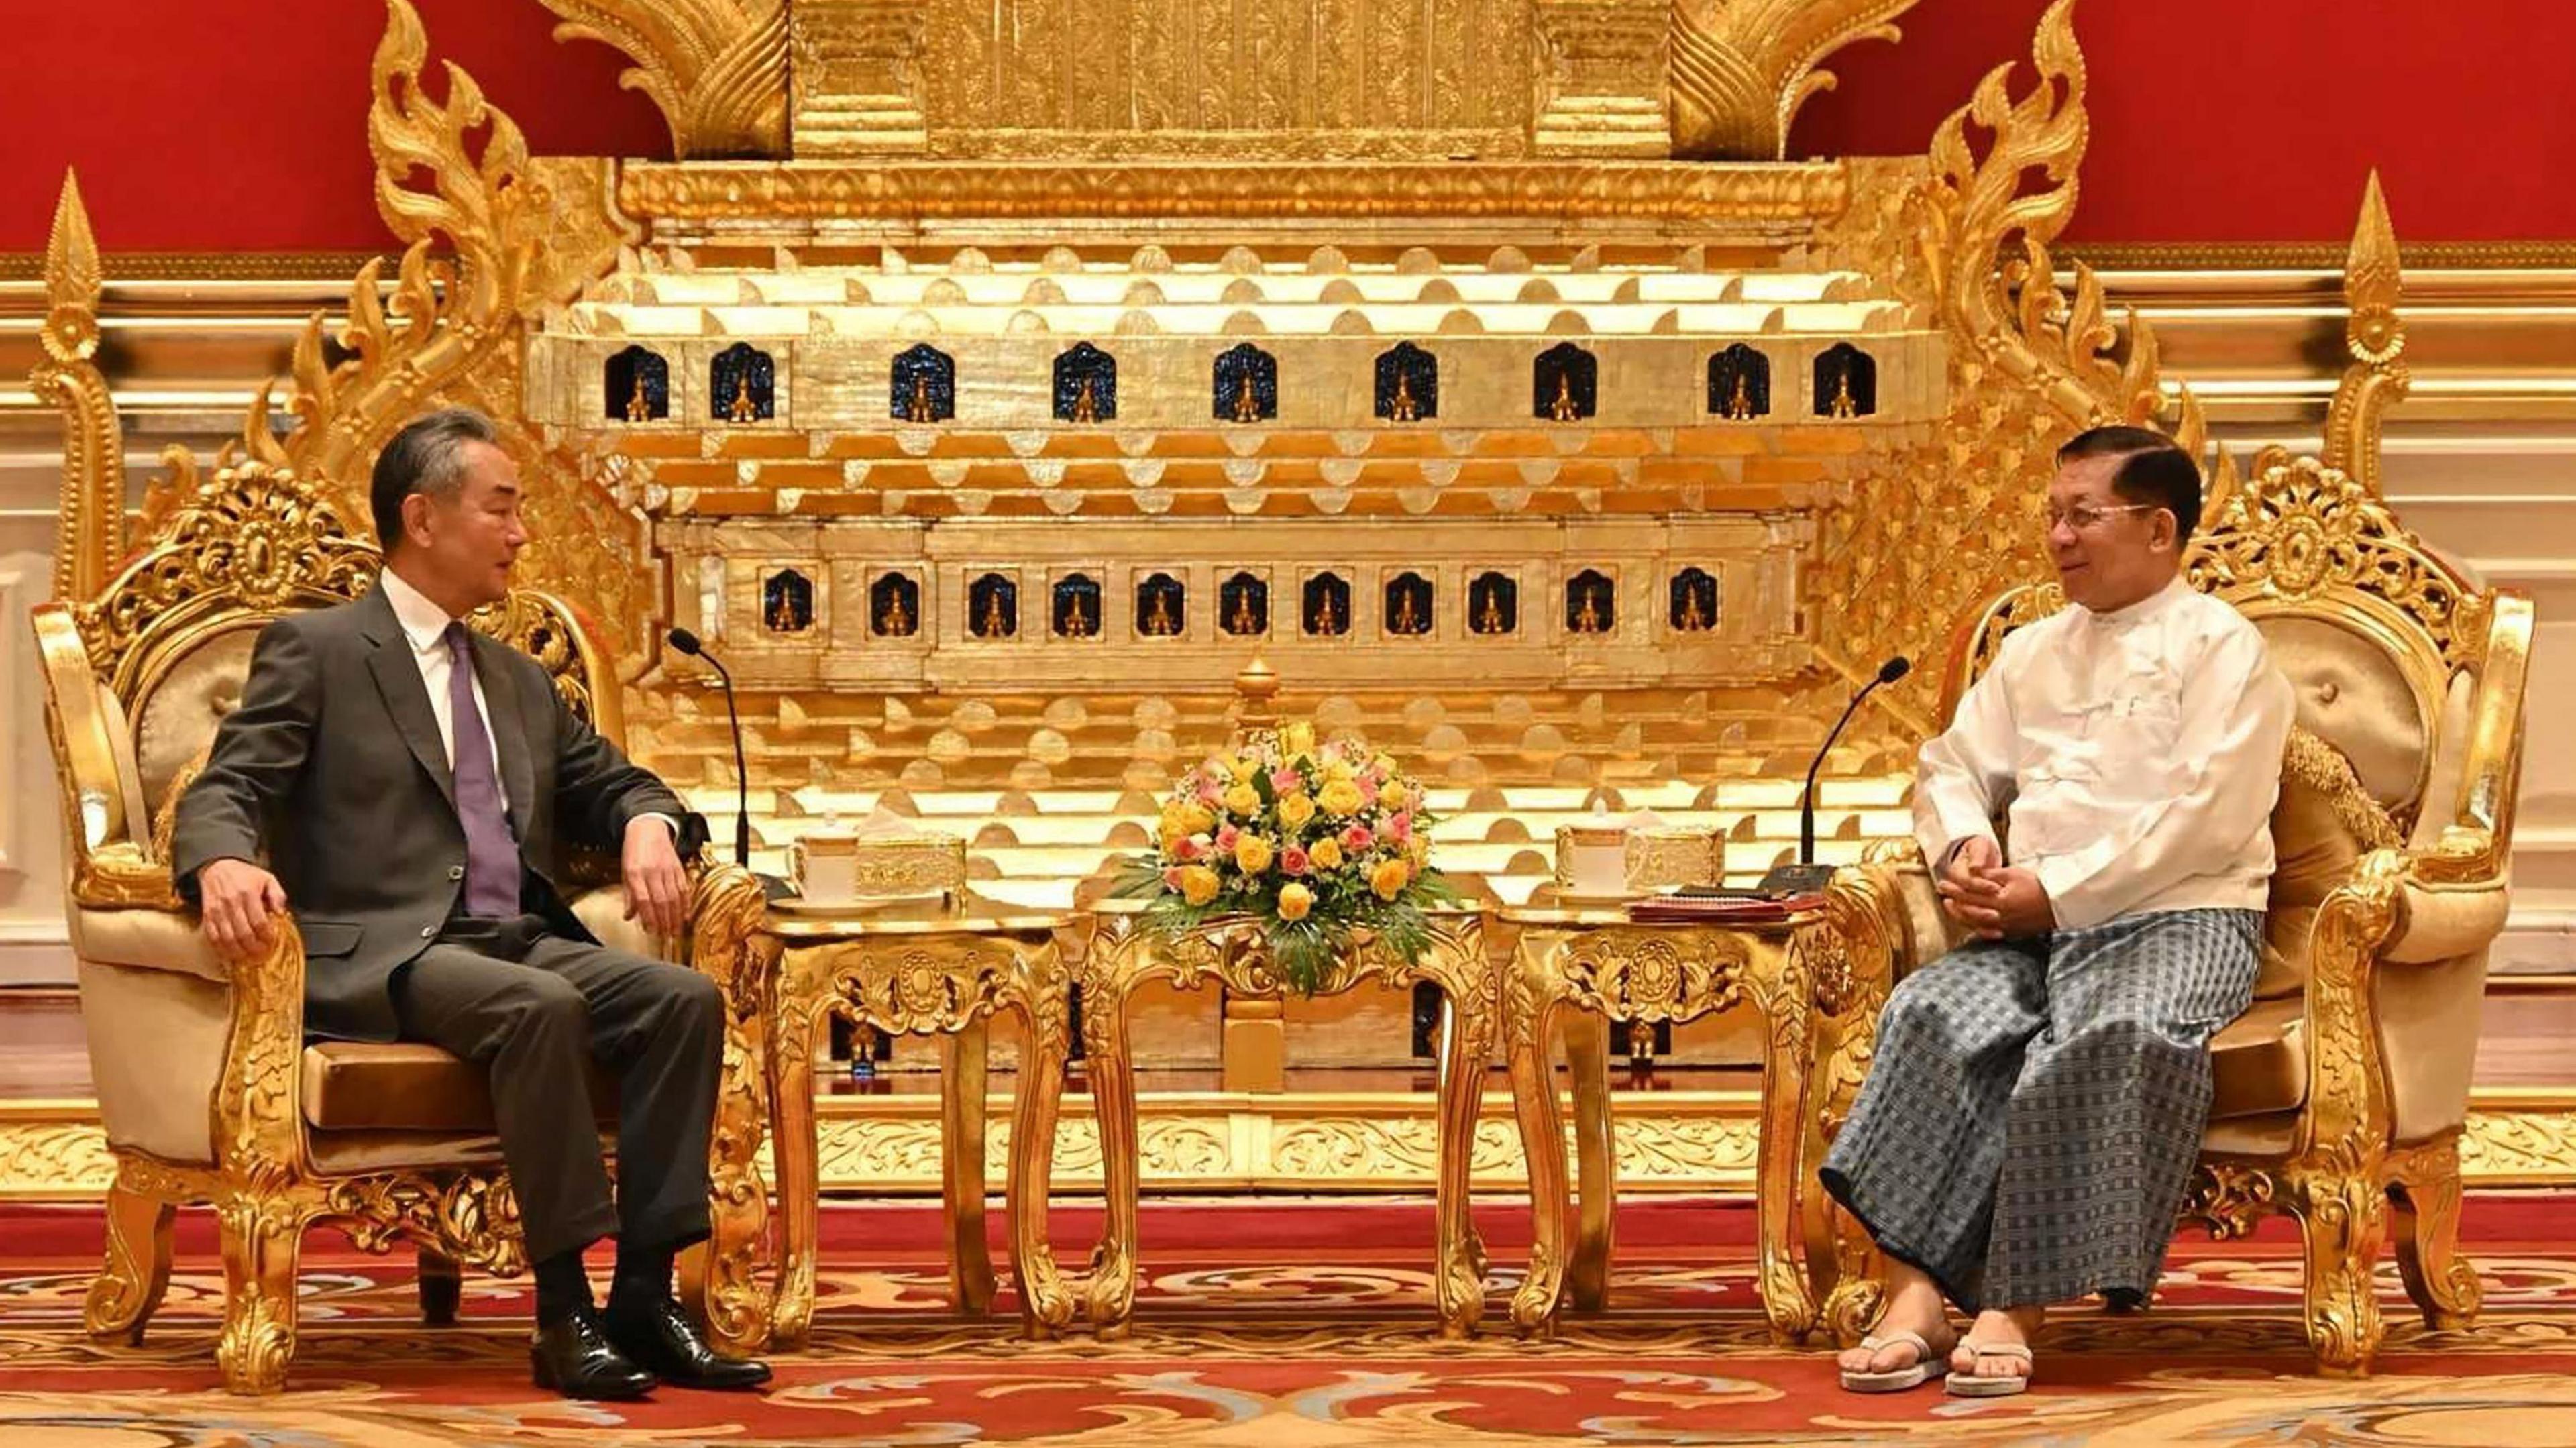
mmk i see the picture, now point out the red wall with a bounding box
[5,0,2569,253]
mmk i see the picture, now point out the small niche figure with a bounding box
[1143,589,1178,636]
[1391,589,1421,635]
[1229,588,1260,634]
[1061,592,1093,637]
[624,374,652,423]
[727,372,759,424]
[879,587,912,636]
[905,373,935,424]
[1475,586,1507,635]
[1549,372,1579,423]
[1310,590,1340,635]
[1231,374,1260,423]
[1389,370,1419,423]
[1725,368,1756,421]
[1828,368,1858,419]
[1071,376,1100,424]
[1574,584,1605,634]
[979,588,1010,639]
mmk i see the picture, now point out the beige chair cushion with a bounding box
[2208,996,2306,1121]
[2257,615,2430,815]
[78,960,232,1166]
[301,1042,619,1133]
[94,687,154,861]
[2257,728,2402,999]
[130,625,258,820]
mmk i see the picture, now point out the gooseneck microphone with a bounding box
[665,627,751,869]
[1760,655,1911,897]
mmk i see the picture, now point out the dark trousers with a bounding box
[391,916,724,1264]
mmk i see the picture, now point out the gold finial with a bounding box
[979,587,1008,637]
[1827,368,1857,419]
[1230,373,1260,423]
[624,372,653,421]
[769,586,800,631]
[44,168,102,321]
[1391,588,1420,634]
[2323,170,2408,497]
[1229,586,1260,634]
[1061,590,1093,636]
[1574,585,1603,634]
[1725,368,1754,420]
[1390,368,1419,423]
[1678,584,1708,631]
[879,586,912,635]
[1143,588,1177,635]
[1475,585,1506,634]
[1548,370,1579,422]
[1309,588,1340,634]
[38,168,126,602]
[905,371,935,423]
[728,370,759,423]
[1071,375,1099,423]
[1233,656,1281,729]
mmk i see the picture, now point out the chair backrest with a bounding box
[1935,454,2530,997]
[36,457,626,883]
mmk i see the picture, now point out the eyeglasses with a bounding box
[2043,502,2158,533]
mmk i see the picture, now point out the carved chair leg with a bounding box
[85,1182,176,1346]
[2289,1167,2387,1378]
[215,1191,309,1396]
[417,1247,463,1327]
[2390,1141,2482,1331]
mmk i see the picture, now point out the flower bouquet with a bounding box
[1113,720,1460,994]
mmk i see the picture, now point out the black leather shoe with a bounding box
[603,1298,773,1391]
[530,1308,657,1400]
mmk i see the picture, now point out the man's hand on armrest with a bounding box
[621,815,688,938]
[197,858,288,960]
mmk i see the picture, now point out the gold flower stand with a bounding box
[1491,898,1831,1342]
[1077,903,1495,1338]
[724,892,1081,1350]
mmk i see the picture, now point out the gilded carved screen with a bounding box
[911,0,1534,154]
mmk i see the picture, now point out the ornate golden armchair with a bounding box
[33,458,771,1394]
[1823,454,2531,1375]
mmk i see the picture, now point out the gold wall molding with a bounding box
[614,159,1852,229]
[2059,240,2576,272]
[9,1091,2576,1198]
[539,0,790,158]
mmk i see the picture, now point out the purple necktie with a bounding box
[443,622,521,918]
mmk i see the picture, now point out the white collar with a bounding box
[380,568,462,653]
[2082,573,2189,630]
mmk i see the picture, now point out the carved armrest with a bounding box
[68,897,230,983]
[684,859,776,1013]
[1823,840,1957,1003]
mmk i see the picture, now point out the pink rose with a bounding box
[1174,835,1205,861]
[1378,811,1412,843]
[1216,824,1241,851]
[1271,767,1304,793]
[1163,866,1186,890]
[1281,845,1311,876]
[1358,777,1380,805]
[1197,782,1225,807]
[1342,824,1374,854]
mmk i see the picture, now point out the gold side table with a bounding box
[1491,900,1828,1343]
[1077,904,1494,1339]
[734,894,1079,1349]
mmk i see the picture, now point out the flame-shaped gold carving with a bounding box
[539,0,789,158]
[1668,0,1913,160]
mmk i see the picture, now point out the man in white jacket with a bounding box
[1821,426,2294,1397]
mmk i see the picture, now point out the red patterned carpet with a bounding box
[5,1194,2576,1445]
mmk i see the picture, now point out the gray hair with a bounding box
[370,407,500,552]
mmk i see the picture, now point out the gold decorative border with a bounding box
[0,252,400,282]
[2061,240,2576,272]
[9,1091,2576,1199]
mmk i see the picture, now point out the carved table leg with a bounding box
[1008,964,1075,1339]
[86,1180,176,1347]
[1506,990,1570,1336]
[1432,981,1493,1338]
[1083,972,1144,1338]
[1754,930,1820,1344]
[941,1020,998,1315]
[1563,1010,1615,1313]
[215,1190,307,1396]
[416,1247,462,1326]
[767,958,825,1350]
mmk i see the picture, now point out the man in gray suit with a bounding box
[174,408,770,1400]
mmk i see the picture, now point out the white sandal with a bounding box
[1838,1327,1953,1392]
[1943,1339,2033,1396]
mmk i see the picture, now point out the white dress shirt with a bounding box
[1913,575,2296,933]
[380,571,676,844]
[380,569,511,812]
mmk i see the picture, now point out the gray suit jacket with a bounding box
[172,584,685,1041]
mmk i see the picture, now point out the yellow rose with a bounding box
[1278,792,1316,830]
[1380,782,1409,812]
[1222,782,1261,817]
[1228,754,1259,783]
[1370,857,1410,901]
[1325,757,1356,783]
[1235,835,1275,876]
[1178,865,1222,906]
[1318,779,1364,817]
[1309,837,1344,871]
[1277,881,1314,920]
[1283,722,1316,757]
[1178,802,1216,836]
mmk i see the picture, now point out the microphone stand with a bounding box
[1758,657,1909,897]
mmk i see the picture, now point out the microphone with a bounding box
[1759,655,1911,897]
[665,627,751,870]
